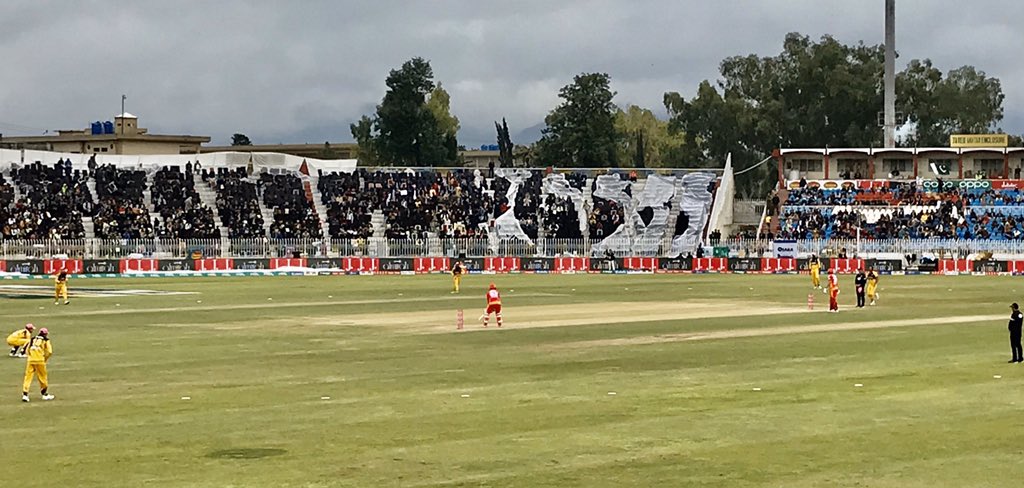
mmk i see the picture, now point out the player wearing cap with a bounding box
[827,269,840,312]
[22,328,54,402]
[7,324,34,358]
[54,268,70,305]
[480,283,502,327]
[451,261,465,294]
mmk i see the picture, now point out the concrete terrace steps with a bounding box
[306,173,332,239]
[371,210,386,238]
[194,180,225,238]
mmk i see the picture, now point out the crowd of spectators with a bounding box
[151,166,219,239]
[318,170,374,239]
[5,160,90,239]
[92,164,153,239]
[260,173,322,239]
[588,197,624,239]
[511,171,542,239]
[211,167,265,238]
[540,195,582,239]
[431,170,491,238]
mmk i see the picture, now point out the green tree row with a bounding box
[349,34,1013,196]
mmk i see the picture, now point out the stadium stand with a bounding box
[260,172,322,239]
[7,160,90,239]
[211,167,265,238]
[93,164,153,239]
[151,166,219,239]
[317,170,374,239]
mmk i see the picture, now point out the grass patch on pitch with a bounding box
[0,273,1019,487]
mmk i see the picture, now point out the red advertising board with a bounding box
[120,258,158,273]
[623,257,658,271]
[555,257,589,272]
[342,257,379,273]
[761,258,797,273]
[414,257,450,273]
[195,258,234,271]
[484,257,520,272]
[940,259,971,274]
[45,259,83,274]
[693,257,728,273]
[828,258,864,274]
[269,258,308,269]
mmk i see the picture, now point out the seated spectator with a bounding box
[588,197,623,239]
[92,164,153,239]
[5,160,91,239]
[151,166,219,239]
[541,194,583,239]
[212,167,265,238]
[261,172,322,239]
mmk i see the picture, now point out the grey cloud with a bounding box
[1,0,1021,148]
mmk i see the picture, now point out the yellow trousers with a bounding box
[55,284,68,301]
[811,271,821,288]
[452,275,462,292]
[23,362,48,393]
[7,337,29,348]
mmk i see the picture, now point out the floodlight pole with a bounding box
[883,0,896,148]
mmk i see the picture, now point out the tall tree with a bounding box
[897,60,1005,146]
[231,133,252,146]
[495,118,514,167]
[350,115,379,165]
[613,104,682,167]
[536,73,619,167]
[351,57,458,166]
[664,32,1005,196]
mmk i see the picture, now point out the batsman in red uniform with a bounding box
[827,269,840,312]
[481,283,503,327]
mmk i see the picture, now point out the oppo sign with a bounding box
[921,179,992,192]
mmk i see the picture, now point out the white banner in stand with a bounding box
[774,240,797,258]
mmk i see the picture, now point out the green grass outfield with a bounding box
[1,273,1022,487]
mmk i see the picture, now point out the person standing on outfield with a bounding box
[7,323,34,358]
[827,269,840,313]
[866,269,879,306]
[809,255,822,289]
[855,269,867,308]
[54,268,69,305]
[1009,303,1023,363]
[481,283,503,327]
[22,328,54,402]
[451,260,465,294]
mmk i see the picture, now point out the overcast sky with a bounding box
[1,0,1021,148]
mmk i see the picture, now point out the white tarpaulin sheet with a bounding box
[631,173,677,255]
[490,168,534,243]
[670,172,716,257]
[541,173,587,237]
[0,148,357,174]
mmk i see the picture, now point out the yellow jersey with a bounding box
[25,336,52,363]
[7,329,31,344]
[55,272,68,285]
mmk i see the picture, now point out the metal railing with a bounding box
[5,236,1024,260]
[713,237,1024,257]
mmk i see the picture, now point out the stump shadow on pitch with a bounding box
[206,448,288,460]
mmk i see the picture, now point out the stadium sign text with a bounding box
[921,179,992,192]
[949,133,1009,148]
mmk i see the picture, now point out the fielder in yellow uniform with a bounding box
[22,327,54,402]
[866,270,879,306]
[809,255,822,289]
[451,261,465,294]
[7,323,34,357]
[54,269,69,305]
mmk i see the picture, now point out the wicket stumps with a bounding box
[807,293,814,310]
[456,309,464,330]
